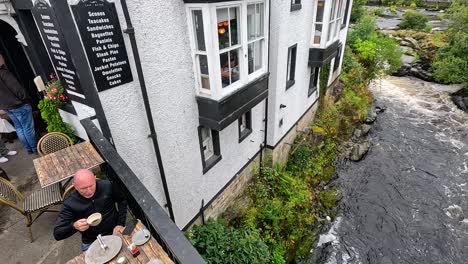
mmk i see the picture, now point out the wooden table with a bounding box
[66,221,174,264]
[33,141,104,188]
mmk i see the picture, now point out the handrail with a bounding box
[80,118,205,264]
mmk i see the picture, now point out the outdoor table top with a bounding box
[66,220,174,264]
[33,141,104,188]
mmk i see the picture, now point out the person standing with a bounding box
[0,54,37,154]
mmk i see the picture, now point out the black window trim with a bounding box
[333,47,342,72]
[308,67,320,97]
[290,0,302,11]
[198,126,222,174]
[286,43,297,90]
[238,110,252,143]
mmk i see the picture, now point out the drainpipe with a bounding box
[261,0,272,166]
[119,0,175,223]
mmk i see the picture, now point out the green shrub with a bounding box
[351,0,368,22]
[38,98,77,142]
[400,10,429,30]
[317,188,338,212]
[186,219,270,264]
[243,165,316,262]
[390,5,397,13]
[432,0,468,86]
[372,7,385,17]
[436,13,445,20]
[348,15,376,46]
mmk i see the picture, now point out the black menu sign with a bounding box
[72,0,133,92]
[32,0,86,103]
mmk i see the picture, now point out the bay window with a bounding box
[312,0,345,48]
[187,1,268,100]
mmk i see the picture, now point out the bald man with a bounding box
[53,169,127,251]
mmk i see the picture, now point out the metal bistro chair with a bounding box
[37,132,73,157]
[0,177,63,242]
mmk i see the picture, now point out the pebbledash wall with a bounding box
[267,0,320,164]
[267,0,353,163]
[68,0,266,228]
[12,0,352,229]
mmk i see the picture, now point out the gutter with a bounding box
[119,0,175,223]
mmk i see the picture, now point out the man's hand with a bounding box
[73,219,89,232]
[113,225,125,235]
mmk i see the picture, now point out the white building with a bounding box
[8,0,353,229]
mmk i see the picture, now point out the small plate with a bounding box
[131,229,151,245]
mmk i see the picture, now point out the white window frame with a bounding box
[186,0,269,101]
[311,0,344,48]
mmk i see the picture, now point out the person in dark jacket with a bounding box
[53,169,127,251]
[0,54,37,153]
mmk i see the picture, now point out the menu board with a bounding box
[72,0,133,92]
[32,0,86,102]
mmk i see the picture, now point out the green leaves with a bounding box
[38,98,77,143]
[187,219,271,264]
[400,10,429,30]
[432,1,468,87]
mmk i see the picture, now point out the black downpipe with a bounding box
[261,0,271,167]
[119,0,175,223]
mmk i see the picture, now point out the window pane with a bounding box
[230,49,240,83]
[192,10,206,51]
[316,0,325,22]
[248,4,264,41]
[217,8,230,50]
[335,20,341,37]
[198,55,210,90]
[248,43,254,74]
[327,21,334,42]
[220,49,240,87]
[247,5,255,40]
[220,52,229,87]
[258,3,264,38]
[248,41,262,74]
[287,46,297,82]
[314,24,322,44]
[330,0,338,20]
[201,128,214,160]
[254,41,263,72]
[230,7,239,46]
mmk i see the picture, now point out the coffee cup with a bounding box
[86,213,102,226]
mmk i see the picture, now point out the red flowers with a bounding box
[44,78,67,106]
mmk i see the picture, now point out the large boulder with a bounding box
[451,89,468,112]
[349,140,372,162]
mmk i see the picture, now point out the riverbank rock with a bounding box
[349,140,372,162]
[451,88,468,112]
[365,111,377,124]
[404,37,419,49]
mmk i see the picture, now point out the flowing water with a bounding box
[309,77,468,264]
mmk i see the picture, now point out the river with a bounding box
[308,76,468,264]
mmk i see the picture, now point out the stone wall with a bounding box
[186,152,261,229]
[269,102,319,165]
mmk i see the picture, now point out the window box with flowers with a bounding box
[38,74,76,142]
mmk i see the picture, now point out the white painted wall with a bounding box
[61,0,267,228]
[267,0,319,147]
[121,0,266,227]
